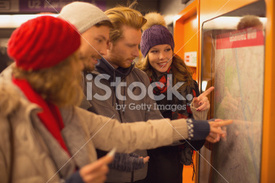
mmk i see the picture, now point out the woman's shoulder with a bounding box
[0,81,22,117]
[0,80,40,118]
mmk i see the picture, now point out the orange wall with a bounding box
[199,0,258,23]
[174,1,198,58]
[174,0,199,80]
[261,0,275,182]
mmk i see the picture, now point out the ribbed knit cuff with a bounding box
[65,171,84,183]
[172,118,210,142]
[190,101,209,120]
[191,119,210,140]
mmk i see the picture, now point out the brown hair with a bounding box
[12,53,83,107]
[138,54,194,88]
[94,20,113,28]
[105,5,146,43]
[237,15,263,30]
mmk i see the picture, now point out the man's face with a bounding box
[106,25,141,69]
[79,25,110,71]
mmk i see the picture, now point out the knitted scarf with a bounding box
[12,78,70,156]
[149,67,198,120]
[149,66,171,95]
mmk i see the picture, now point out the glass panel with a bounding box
[200,1,266,183]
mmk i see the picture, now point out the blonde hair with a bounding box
[105,5,146,43]
[138,54,194,88]
[13,53,83,107]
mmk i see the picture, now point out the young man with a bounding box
[58,1,112,72]
[80,6,161,183]
[82,5,215,183]
[59,2,149,174]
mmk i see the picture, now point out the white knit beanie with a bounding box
[59,1,110,33]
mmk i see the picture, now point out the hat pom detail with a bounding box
[140,13,174,57]
[142,12,167,31]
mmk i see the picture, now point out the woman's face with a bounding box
[148,44,173,73]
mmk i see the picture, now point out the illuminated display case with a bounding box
[174,0,275,182]
[200,1,266,182]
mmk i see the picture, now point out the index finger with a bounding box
[98,153,114,165]
[215,120,233,127]
[100,148,116,164]
[85,149,115,173]
[198,86,214,99]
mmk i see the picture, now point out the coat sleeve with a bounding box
[0,80,20,183]
[74,107,210,153]
[0,117,11,183]
[190,81,209,120]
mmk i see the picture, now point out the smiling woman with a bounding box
[147,44,173,73]
[137,12,212,183]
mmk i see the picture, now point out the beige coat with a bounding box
[0,80,200,183]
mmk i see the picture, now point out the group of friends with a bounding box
[0,1,232,183]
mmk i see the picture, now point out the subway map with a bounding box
[211,28,265,183]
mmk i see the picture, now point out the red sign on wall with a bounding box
[216,28,264,49]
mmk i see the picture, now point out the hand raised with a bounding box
[79,149,115,183]
[193,86,214,111]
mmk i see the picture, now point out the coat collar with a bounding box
[95,57,135,81]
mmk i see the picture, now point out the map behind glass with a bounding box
[211,28,264,183]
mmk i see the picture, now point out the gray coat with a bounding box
[81,59,208,182]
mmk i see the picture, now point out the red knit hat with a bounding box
[8,16,80,71]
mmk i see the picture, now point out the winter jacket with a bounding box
[0,67,210,183]
[81,58,165,182]
[145,79,206,183]
[81,58,208,182]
